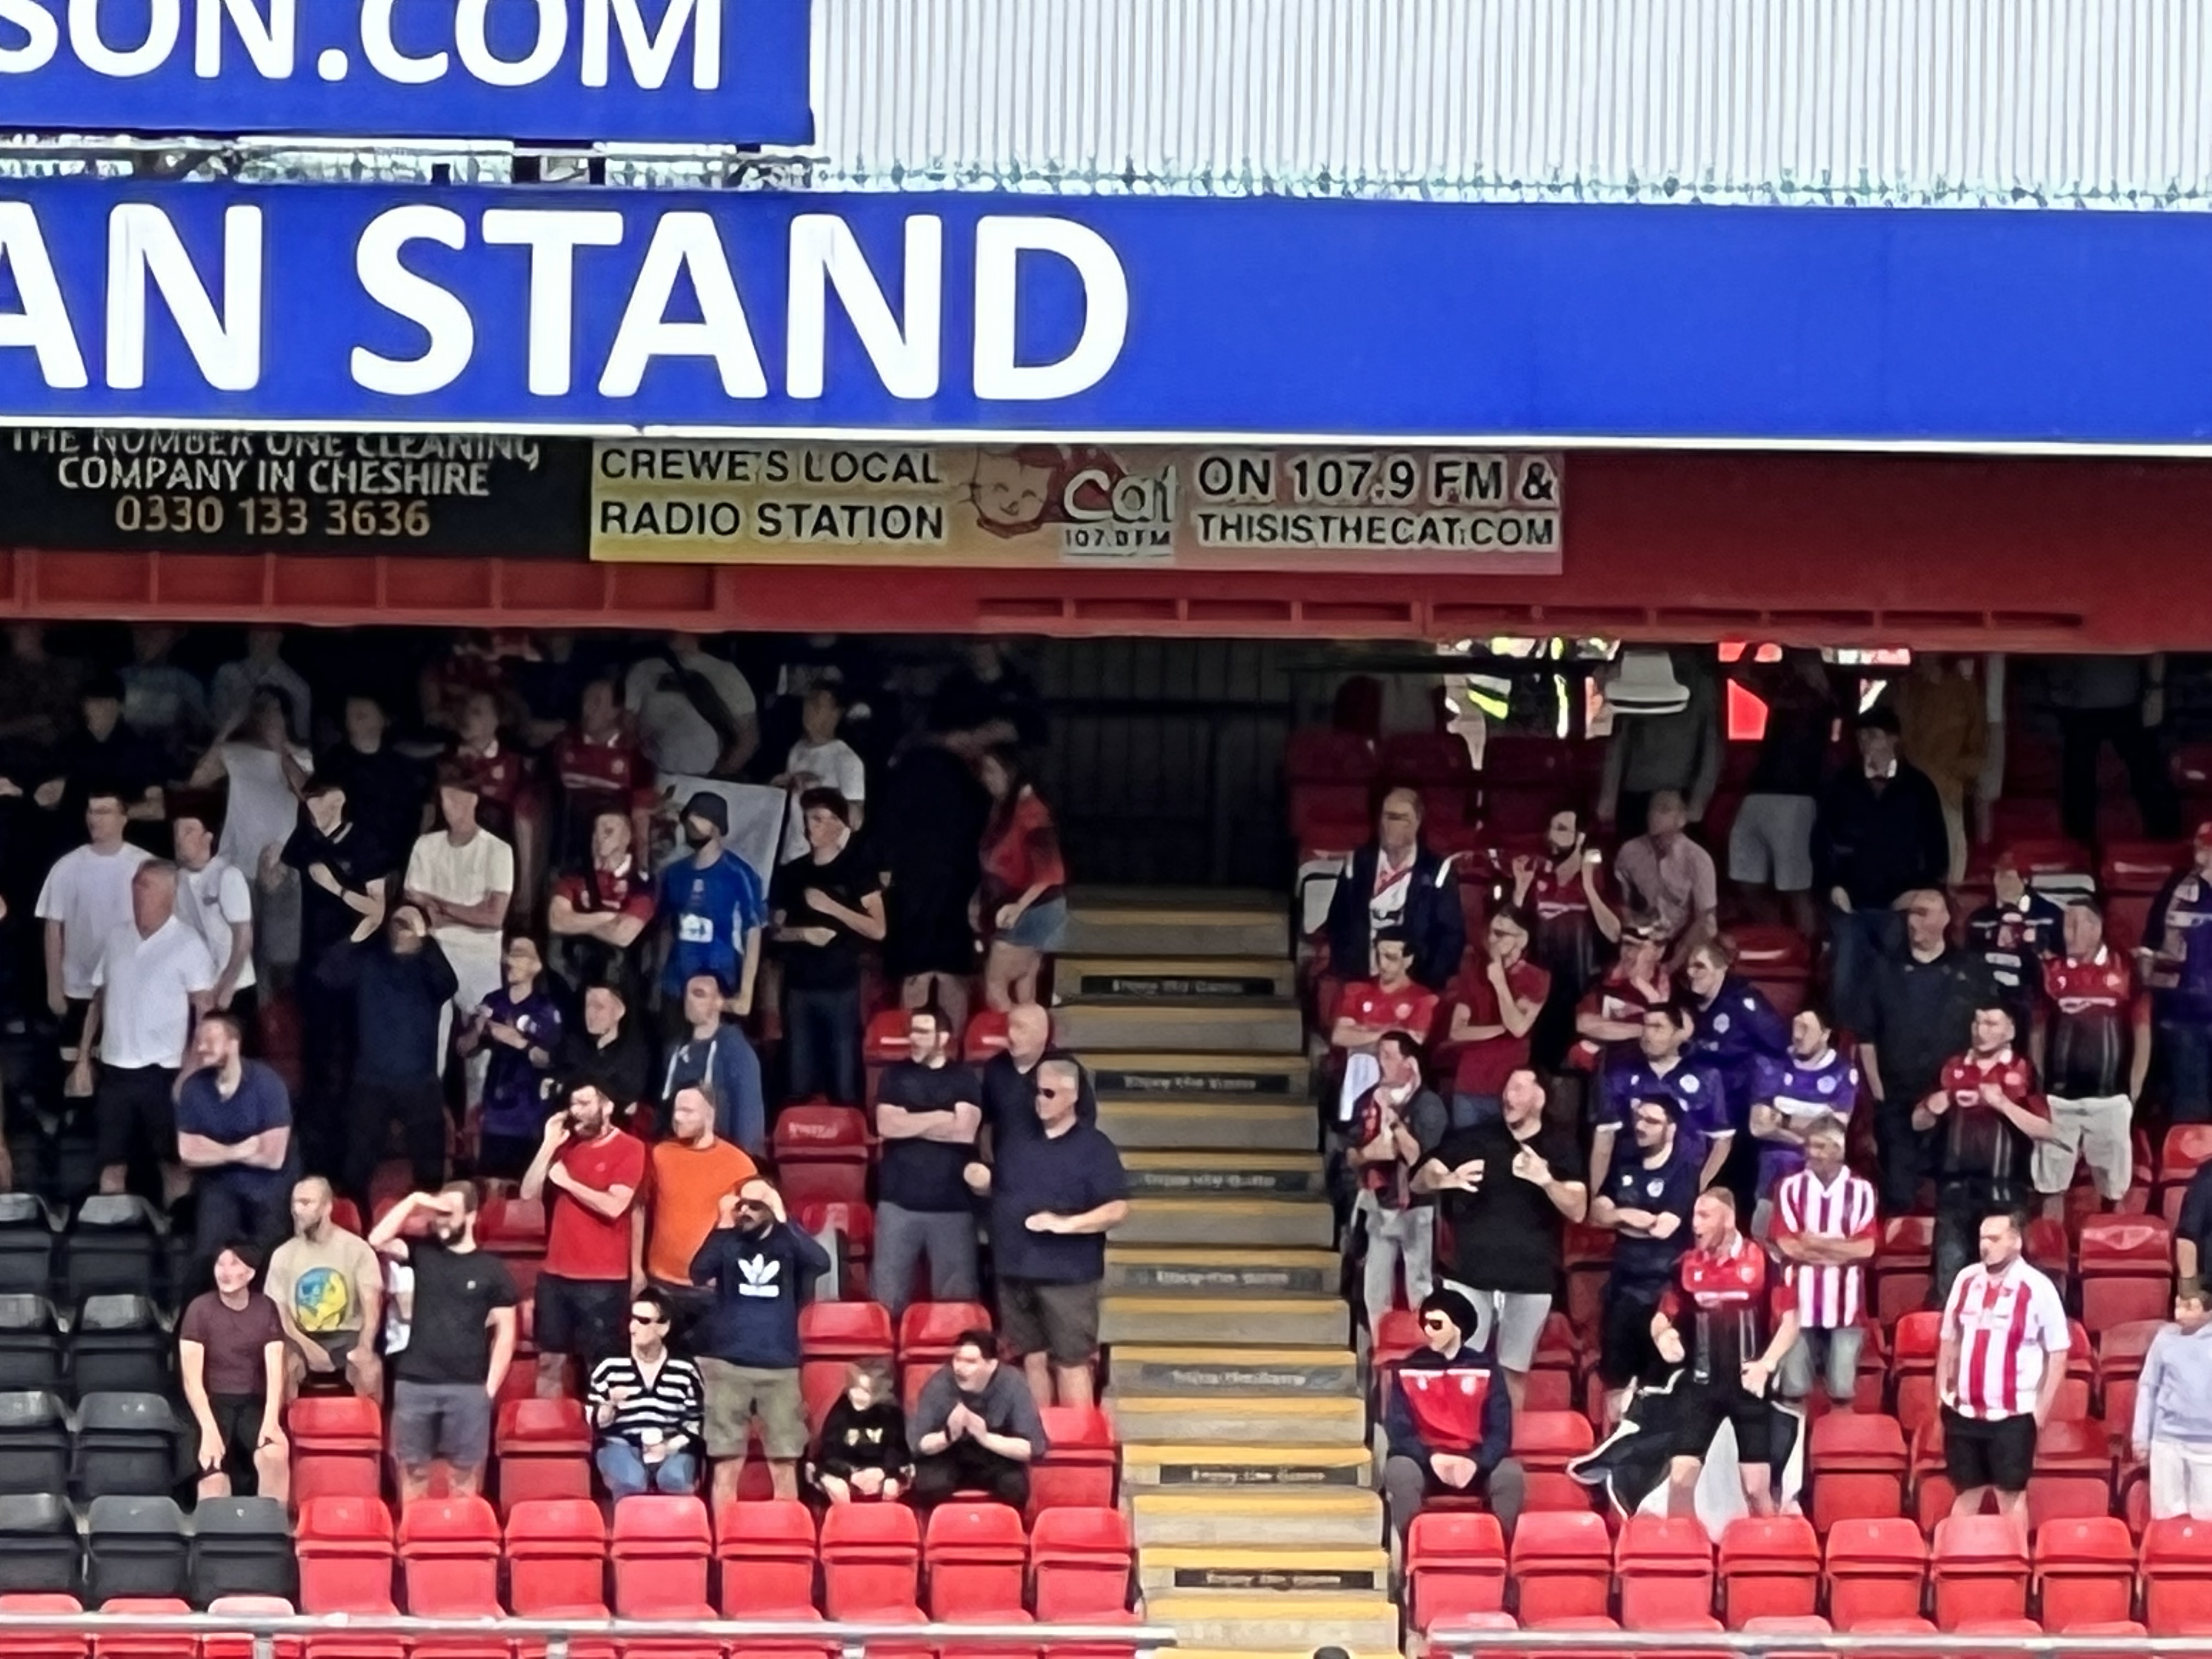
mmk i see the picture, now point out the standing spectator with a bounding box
[211,629,311,743]
[625,633,759,780]
[317,694,423,883]
[978,1004,1097,1149]
[1771,1116,1878,1407]
[172,812,257,1032]
[448,689,529,845]
[872,1006,981,1319]
[175,1011,296,1263]
[267,1176,383,1400]
[1446,911,1550,1128]
[521,1082,646,1394]
[1864,890,1992,1212]
[2049,654,2179,846]
[2148,827,2212,1124]
[75,861,215,1202]
[2133,1290,2212,1521]
[1589,1096,1701,1426]
[658,972,766,1157]
[0,623,86,755]
[460,935,563,1180]
[335,904,458,1203]
[1817,708,1950,1032]
[909,1329,1048,1508]
[547,810,655,992]
[1917,1005,2056,1300]
[369,1185,520,1503]
[588,1289,705,1500]
[1615,792,1719,968]
[776,685,868,829]
[187,689,310,977]
[120,624,208,762]
[1329,931,1441,1123]
[35,677,166,825]
[404,767,515,1107]
[37,791,152,1066]
[2035,899,2148,1212]
[1938,1210,2068,1529]
[1345,1031,1448,1341]
[1683,936,1791,1158]
[658,793,764,1036]
[770,789,886,1105]
[807,1359,909,1505]
[878,736,989,1039]
[931,641,1048,755]
[1726,649,1838,936]
[557,980,653,1121]
[1889,654,1988,885]
[689,1176,830,1505]
[550,676,655,872]
[1510,806,1618,1070]
[1570,920,1673,1073]
[179,1243,289,1501]
[1380,1287,1525,1543]
[963,1058,1127,1409]
[634,1087,755,1323]
[1590,1002,1730,1195]
[1598,647,1723,838]
[284,774,388,1161]
[1966,855,2066,1039]
[975,747,1066,1012]
[1748,1008,1865,1226]
[1416,1068,1587,1409]
[2177,1155,2212,1292]
[1324,789,1465,994]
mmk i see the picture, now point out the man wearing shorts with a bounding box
[369,1183,519,1502]
[178,1242,289,1502]
[1589,1094,1701,1428]
[2035,899,2148,1213]
[520,1080,645,1395]
[689,1175,829,1506]
[964,1057,1127,1410]
[1938,1209,2069,1530]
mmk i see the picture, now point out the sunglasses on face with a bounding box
[630,1311,666,1325]
[1419,1314,1451,1330]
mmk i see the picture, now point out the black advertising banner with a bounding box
[0,430,591,558]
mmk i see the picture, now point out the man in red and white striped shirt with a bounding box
[1938,1209,2070,1529]
[1770,1115,1877,1407]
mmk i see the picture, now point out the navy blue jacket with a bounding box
[1326,840,1467,993]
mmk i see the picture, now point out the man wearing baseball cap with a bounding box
[657,792,766,1038]
[2148,823,2212,1123]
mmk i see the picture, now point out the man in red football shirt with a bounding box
[550,674,656,865]
[1915,1002,2056,1301]
[520,1080,646,1397]
[1329,930,1441,1124]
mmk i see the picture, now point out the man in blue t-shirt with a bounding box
[657,792,766,1031]
[174,1010,299,1271]
[1592,1002,1730,1192]
[1589,1093,1701,1428]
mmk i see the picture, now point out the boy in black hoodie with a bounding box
[806,1358,911,1504]
[1381,1286,1525,1543]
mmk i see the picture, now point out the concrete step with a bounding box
[1062,888,1286,959]
[1129,1488,1384,1549]
[1104,1246,1340,1297]
[1101,1294,1348,1348]
[1053,1000,1305,1056]
[1118,1196,1335,1249]
[1145,1592,1401,1651]
[1122,1150,1327,1199]
[1137,1546,1391,1596]
[1108,1344,1360,1398]
[1109,1392,1368,1446]
[1057,955,1298,1002]
[1097,1099,1316,1153]
[1090,1050,1312,1103]
[1122,1442,1374,1490]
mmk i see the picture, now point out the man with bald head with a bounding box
[267,1176,384,1398]
[979,1003,1096,1150]
[1325,786,1465,992]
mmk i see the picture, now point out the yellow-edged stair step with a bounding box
[1118,1196,1334,1249]
[1141,1594,1400,1651]
[1120,1441,1373,1489]
[1137,1545,1391,1595]
[1096,1099,1316,1153]
[1104,1246,1339,1296]
[1128,1488,1384,1549]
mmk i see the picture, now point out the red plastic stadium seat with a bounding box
[819,1503,922,1620]
[2079,1215,2177,1333]
[1028,1508,1132,1622]
[200,1598,302,1659]
[862,1009,913,1067]
[1288,729,1379,785]
[1808,1412,1908,1533]
[608,1496,713,1620]
[2143,1516,2212,1633]
[1823,1518,1928,1631]
[1511,1409,1598,1515]
[2029,1418,2119,1528]
[799,1301,895,1427]
[286,1395,383,1506]
[1407,1511,1507,1634]
[1891,1312,1944,1432]
[1615,1514,1714,1630]
[295,1497,397,1616]
[898,1302,992,1363]
[1028,1407,1118,1517]
[1931,1515,2029,1629]
[1874,1222,1936,1325]
[2034,1516,2136,1631]
[771,1108,870,1206]
[2100,1319,2165,1443]
[505,1499,610,1618]
[924,1503,1028,1623]
[397,1495,503,1618]
[476,1197,548,1254]
[2103,841,2187,895]
[961,1009,1018,1064]
[495,1397,593,1516]
[0,1596,86,1659]
[1511,1511,1613,1626]
[1371,1307,1425,1374]
[714,1500,819,1619]
[1717,1515,1820,1627]
[2160,1125,2212,1188]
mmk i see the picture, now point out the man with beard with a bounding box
[1748,1007,1864,1234]
[522,1081,646,1395]
[369,1182,519,1502]
[1590,1096,1701,1427]
[283,774,388,1161]
[1590,1001,1730,1194]
[1510,804,1618,1070]
[1917,1003,2055,1300]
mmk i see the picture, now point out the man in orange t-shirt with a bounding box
[636,1085,758,1333]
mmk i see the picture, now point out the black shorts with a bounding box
[205,1392,269,1494]
[1679,1379,1774,1466]
[533,1274,628,1367]
[1597,1278,1665,1388]
[95,1064,178,1168]
[1943,1404,2036,1494]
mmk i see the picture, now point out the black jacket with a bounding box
[1326,840,1466,993]
[1815,760,1949,909]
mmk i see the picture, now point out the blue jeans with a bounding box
[596,1441,698,1500]
[1828,904,1904,1036]
[784,984,862,1104]
[2165,1018,2212,1125]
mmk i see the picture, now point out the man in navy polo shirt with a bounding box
[174,1010,298,1272]
[1589,1094,1702,1428]
[1591,1001,1730,1194]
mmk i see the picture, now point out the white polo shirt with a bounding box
[177,857,256,993]
[405,828,516,958]
[35,843,153,1000]
[92,916,216,1070]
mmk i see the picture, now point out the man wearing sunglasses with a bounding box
[587,1289,706,1500]
[1379,1287,1524,1545]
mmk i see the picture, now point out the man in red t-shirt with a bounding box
[521,1080,646,1396]
[1329,930,1441,1123]
[1446,909,1552,1126]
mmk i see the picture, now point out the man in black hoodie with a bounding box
[1816,707,1949,1033]
[1325,789,1466,994]
[328,901,457,1204]
[1381,1286,1525,1543]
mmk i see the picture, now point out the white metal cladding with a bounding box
[804,0,2212,207]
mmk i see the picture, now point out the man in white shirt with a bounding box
[172,812,257,1038]
[209,628,312,744]
[777,685,866,829]
[624,633,759,779]
[36,789,153,1065]
[1938,1209,2069,1531]
[71,861,215,1201]
[404,766,515,1107]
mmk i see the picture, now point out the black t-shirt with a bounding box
[1601,1143,1701,1291]
[49,727,166,824]
[1429,1120,1586,1295]
[981,1050,1098,1144]
[396,1240,519,1385]
[283,819,389,968]
[317,743,423,880]
[988,1123,1128,1284]
[1868,947,1993,1109]
[877,1058,983,1214]
[770,843,883,992]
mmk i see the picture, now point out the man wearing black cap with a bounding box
[1380,1286,1523,1543]
[657,791,765,1037]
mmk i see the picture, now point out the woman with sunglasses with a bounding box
[587,1289,706,1500]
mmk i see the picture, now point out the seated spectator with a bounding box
[1818,707,1949,1033]
[175,1011,297,1266]
[179,1242,289,1502]
[690,1176,830,1505]
[588,1289,706,1501]
[1771,1116,1877,1408]
[460,934,563,1180]
[36,789,152,1068]
[807,1358,910,1505]
[1329,929,1441,1124]
[1614,791,1718,968]
[770,788,885,1105]
[1748,1007,1864,1228]
[2034,898,2148,1213]
[910,1329,1048,1508]
[1380,1288,1523,1543]
[1444,910,1549,1128]
[872,1004,982,1319]
[776,685,867,829]
[1967,854,2065,1037]
[1590,1001,1729,1194]
[2135,1290,2212,1521]
[558,978,653,1124]
[549,675,656,867]
[976,747,1067,1012]
[332,902,456,1204]
[1345,1031,1447,1343]
[659,970,766,1156]
[267,1176,383,1400]
[521,1081,646,1395]
[658,792,764,1040]
[1590,1096,1700,1427]
[635,1086,756,1329]
[548,809,656,992]
[404,765,515,1109]
[172,810,257,1036]
[1324,787,1465,994]
[1865,888,1990,1212]
[1915,1003,2054,1299]
[369,1184,521,1503]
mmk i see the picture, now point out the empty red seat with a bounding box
[1824,1518,1927,1631]
[2029,1418,2118,1528]
[2158,1125,2212,1203]
[2034,1516,2135,1630]
[0,1596,86,1659]
[712,1500,819,1619]
[91,1599,191,1659]
[477,1196,548,1254]
[1510,1409,1597,1515]
[2079,1215,2177,1333]
[495,1397,592,1515]
[1407,1511,1506,1634]
[1891,1312,1942,1432]
[1717,1515,1820,1627]
[820,1502,921,1620]
[200,1597,302,1659]
[286,1396,383,1506]
[295,1497,396,1615]
[1511,1511,1612,1626]
[1808,1410,1908,1533]
[771,1108,869,1206]
[1028,1508,1132,1622]
[505,1499,609,1617]
[961,1010,1019,1064]
[2142,1516,2212,1633]
[924,1503,1029,1622]
[1029,1407,1117,1516]
[1616,1514,1713,1630]
[608,1497,712,1620]
[397,1494,501,1617]
[1931,1515,2029,1629]
[1874,1219,1936,1324]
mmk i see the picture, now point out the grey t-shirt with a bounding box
[912,1362,1050,1459]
